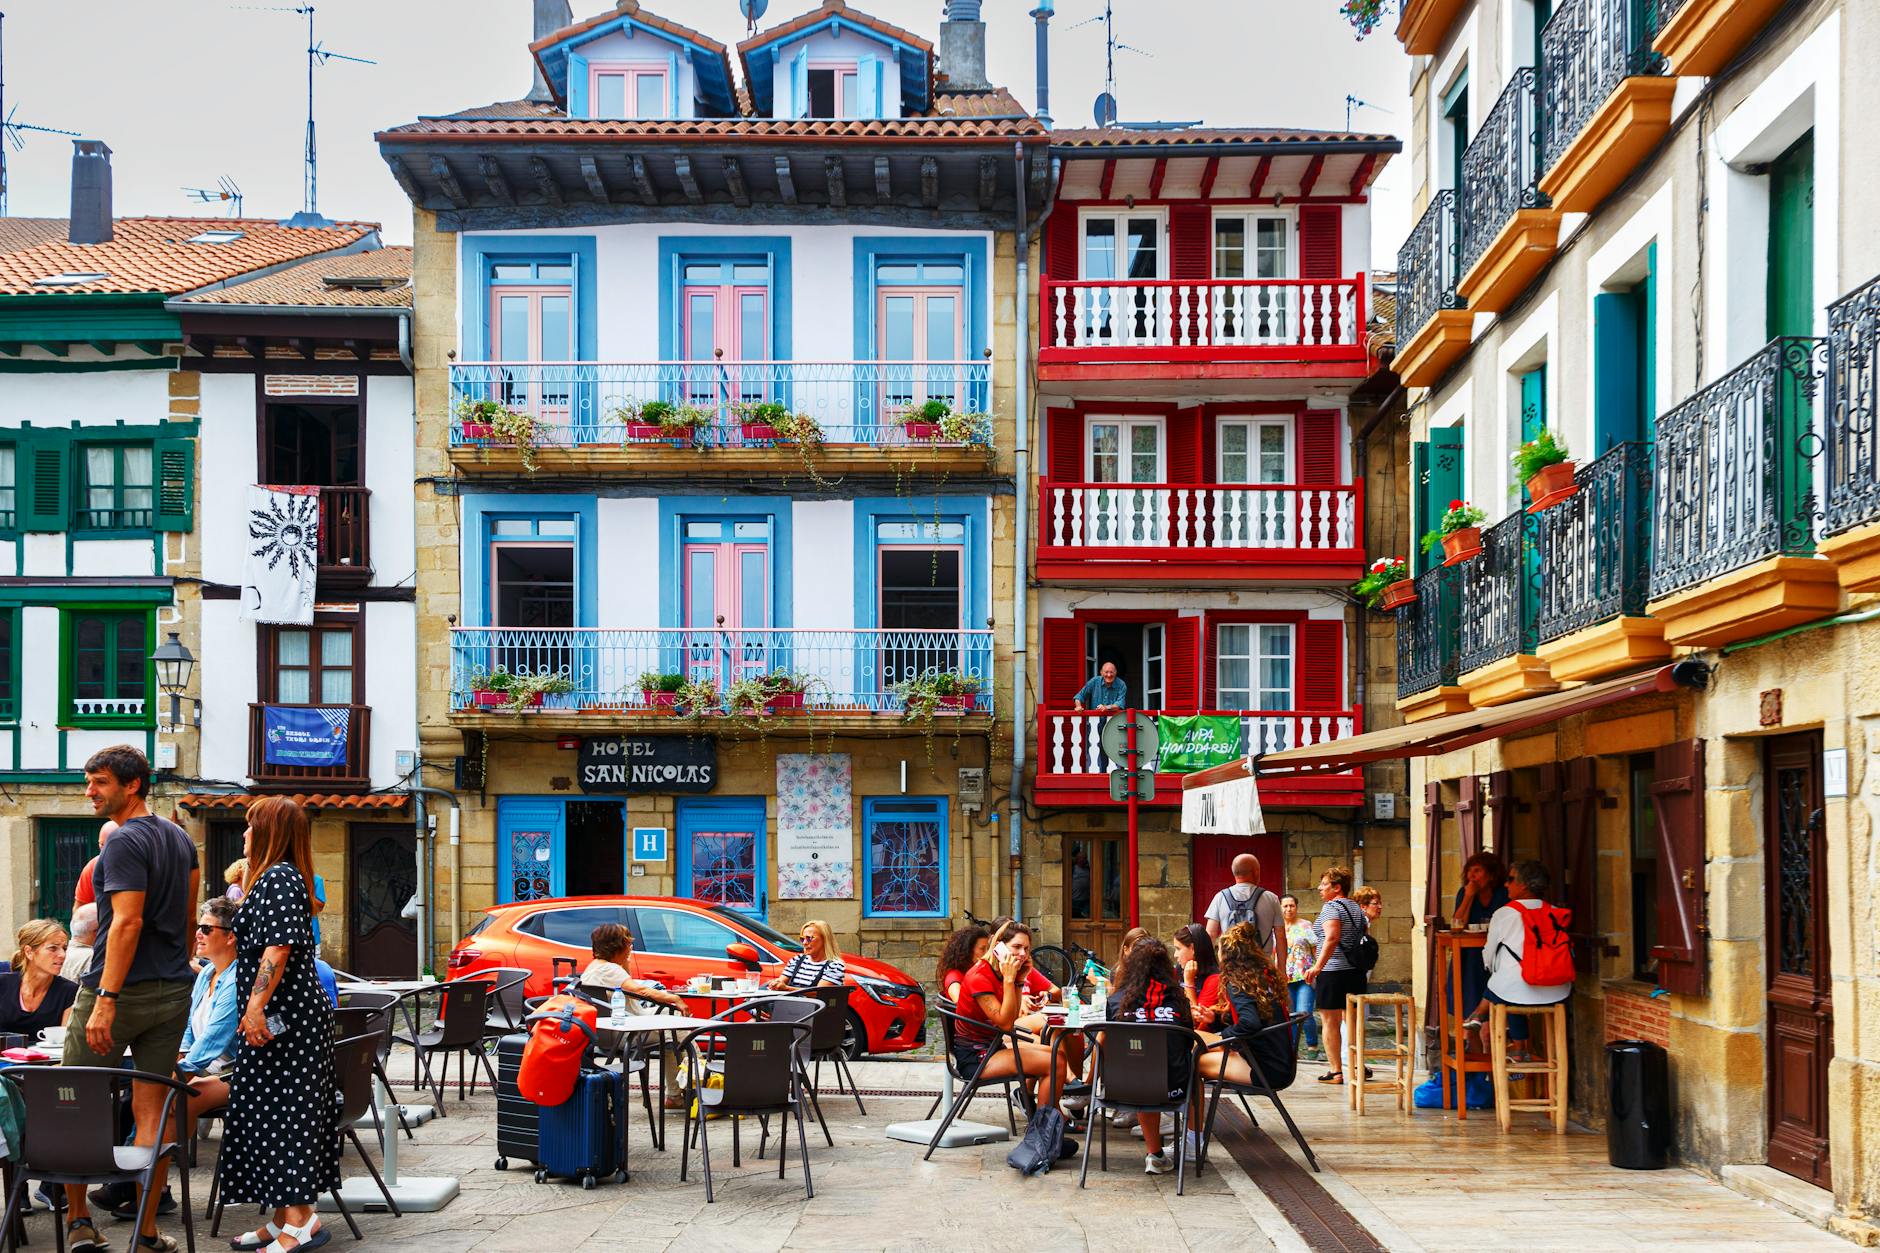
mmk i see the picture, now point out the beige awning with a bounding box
[1182,663,1703,789]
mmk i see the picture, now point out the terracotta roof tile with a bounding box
[178,246,412,308]
[379,114,1041,142]
[736,0,932,60]
[0,217,378,297]
[0,218,69,255]
[435,98,567,120]
[1050,127,1397,149]
[180,792,411,811]
[530,2,731,59]
[930,88,1030,119]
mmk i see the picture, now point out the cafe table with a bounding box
[1433,928,1492,1117]
[591,1014,722,1150]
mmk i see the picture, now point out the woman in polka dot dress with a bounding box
[221,796,339,1253]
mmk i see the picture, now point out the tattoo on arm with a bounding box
[252,958,277,1003]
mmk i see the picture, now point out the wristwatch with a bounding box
[96,989,120,1001]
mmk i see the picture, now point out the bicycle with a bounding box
[960,910,1107,990]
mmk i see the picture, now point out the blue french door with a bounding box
[676,796,767,919]
[497,797,566,902]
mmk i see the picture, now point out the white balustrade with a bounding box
[1044,484,1357,551]
[1045,280,1362,350]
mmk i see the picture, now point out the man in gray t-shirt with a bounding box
[1203,853,1283,960]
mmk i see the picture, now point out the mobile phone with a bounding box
[264,1013,290,1039]
[990,942,1011,964]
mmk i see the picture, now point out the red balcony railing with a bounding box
[1035,480,1364,579]
[1039,277,1367,360]
[248,703,371,790]
[316,487,372,586]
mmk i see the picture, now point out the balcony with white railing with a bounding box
[447,359,994,474]
[448,627,995,729]
[1035,480,1365,581]
[1036,277,1370,376]
[1034,705,1364,807]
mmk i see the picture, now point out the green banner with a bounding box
[1154,715,1244,774]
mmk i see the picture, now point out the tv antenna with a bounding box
[1068,1,1150,127]
[184,176,245,218]
[0,11,82,216]
[239,4,375,225]
[738,0,769,36]
[1345,94,1394,130]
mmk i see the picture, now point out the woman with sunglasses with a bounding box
[177,895,242,1125]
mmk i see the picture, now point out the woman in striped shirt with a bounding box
[769,919,847,988]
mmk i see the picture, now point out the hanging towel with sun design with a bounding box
[241,485,321,625]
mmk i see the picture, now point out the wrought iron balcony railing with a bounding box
[1039,277,1366,354]
[1826,273,1880,536]
[449,627,995,715]
[1396,563,1461,699]
[1036,706,1361,779]
[1459,68,1550,279]
[1651,337,1828,599]
[1458,512,1539,674]
[1536,441,1655,644]
[1037,481,1361,554]
[1539,0,1666,177]
[449,360,993,448]
[1395,190,1464,345]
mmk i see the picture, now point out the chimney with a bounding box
[526,0,576,104]
[939,0,989,93]
[69,140,113,246]
[1031,1,1054,128]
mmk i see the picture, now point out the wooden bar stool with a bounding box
[1344,992,1416,1114]
[1489,1002,1568,1133]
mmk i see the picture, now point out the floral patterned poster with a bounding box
[776,753,853,899]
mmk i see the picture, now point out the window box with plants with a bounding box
[454,398,544,472]
[620,399,713,445]
[638,671,686,711]
[638,672,721,716]
[1514,430,1578,512]
[469,669,574,713]
[891,400,994,445]
[729,671,813,716]
[735,400,790,443]
[895,671,983,718]
[1424,500,1487,567]
[1353,556,1416,610]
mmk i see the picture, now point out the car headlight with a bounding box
[852,975,922,1006]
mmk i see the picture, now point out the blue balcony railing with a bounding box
[448,360,993,449]
[449,627,995,715]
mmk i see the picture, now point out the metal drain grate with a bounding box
[1212,1105,1386,1253]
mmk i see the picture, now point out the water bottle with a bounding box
[1065,984,1083,1029]
[609,988,628,1029]
[1090,975,1108,1020]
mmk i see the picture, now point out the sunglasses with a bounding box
[196,923,231,935]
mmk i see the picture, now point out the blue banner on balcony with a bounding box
[262,705,350,767]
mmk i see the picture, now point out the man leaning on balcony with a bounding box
[1074,662,1128,714]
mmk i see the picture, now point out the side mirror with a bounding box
[726,942,764,969]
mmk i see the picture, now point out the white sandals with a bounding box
[261,1218,328,1253]
[229,1223,281,1251]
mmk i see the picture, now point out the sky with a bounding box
[0,0,1412,260]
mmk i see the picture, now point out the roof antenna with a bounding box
[738,0,768,37]
[238,4,375,227]
[183,176,245,218]
[0,12,81,217]
[1345,94,1393,130]
[1068,0,1149,128]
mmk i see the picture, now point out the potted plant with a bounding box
[728,671,811,716]
[772,409,824,452]
[625,399,713,445]
[932,672,981,712]
[674,676,722,717]
[614,400,665,442]
[894,672,982,719]
[455,397,506,440]
[471,669,573,714]
[897,398,952,441]
[1352,556,1416,610]
[454,397,543,472]
[638,671,687,711]
[940,409,994,445]
[1422,500,1488,567]
[1513,430,1578,512]
[736,400,791,443]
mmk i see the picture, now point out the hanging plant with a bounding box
[637,670,688,711]
[455,398,542,472]
[734,400,791,442]
[727,670,815,718]
[894,671,983,719]
[469,668,572,714]
[1422,500,1487,566]
[1351,556,1415,610]
[1339,0,1390,37]
[894,398,953,440]
[674,676,723,719]
[1513,430,1578,512]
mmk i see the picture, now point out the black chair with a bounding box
[742,995,828,1150]
[1194,1014,1319,1173]
[335,988,413,1143]
[412,980,498,1110]
[476,967,533,1038]
[0,1065,198,1253]
[801,986,866,1117]
[1076,1021,1205,1195]
[674,1019,815,1204]
[922,1008,1035,1159]
[570,985,683,1150]
[332,1032,402,1216]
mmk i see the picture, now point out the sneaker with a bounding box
[88,1183,135,1211]
[32,1185,66,1212]
[109,1190,175,1222]
[1109,1108,1135,1128]
[1185,1129,1205,1159]
[1144,1151,1174,1175]
[1063,1095,1089,1116]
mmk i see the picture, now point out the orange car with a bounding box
[447,895,927,1056]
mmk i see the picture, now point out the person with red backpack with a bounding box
[1464,861,1574,1054]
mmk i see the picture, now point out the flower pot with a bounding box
[1441,526,1483,566]
[1378,579,1419,611]
[462,422,494,440]
[643,690,679,711]
[1525,461,1580,513]
[624,423,666,441]
[766,690,806,712]
[902,422,942,440]
[474,689,542,708]
[583,702,628,715]
[937,693,976,713]
[741,423,779,442]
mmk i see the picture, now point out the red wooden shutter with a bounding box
[1166,407,1200,485]
[1044,210,1081,348]
[1164,615,1201,712]
[1563,756,1600,973]
[1651,739,1708,995]
[1455,774,1483,862]
[1296,409,1339,483]
[1299,204,1343,279]
[1169,203,1211,341]
[1041,618,1087,705]
[1295,619,1343,711]
[1046,407,1083,484]
[1198,406,1218,483]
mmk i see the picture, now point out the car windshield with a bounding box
[711,906,804,953]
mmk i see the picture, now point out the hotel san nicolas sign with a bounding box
[577,735,718,794]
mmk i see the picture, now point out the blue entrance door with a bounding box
[497,798,566,902]
[677,796,767,919]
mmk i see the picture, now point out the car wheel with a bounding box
[842,1009,868,1059]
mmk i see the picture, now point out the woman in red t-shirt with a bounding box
[936,923,991,1005]
[1174,924,1222,1030]
[950,922,1072,1113]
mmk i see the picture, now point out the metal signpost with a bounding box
[1101,711,1158,927]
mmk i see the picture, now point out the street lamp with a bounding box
[153,631,198,728]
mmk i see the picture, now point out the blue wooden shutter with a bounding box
[1594,291,1642,452]
[789,48,809,118]
[856,54,879,117]
[667,52,682,117]
[568,52,589,117]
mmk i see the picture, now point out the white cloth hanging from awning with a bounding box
[1180,769,1266,836]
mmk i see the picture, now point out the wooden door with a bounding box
[348,823,416,979]
[1763,732,1832,1189]
[1189,835,1285,924]
[1066,834,1128,962]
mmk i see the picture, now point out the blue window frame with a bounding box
[462,494,598,628]
[658,237,792,365]
[677,796,768,919]
[498,797,566,902]
[862,797,947,917]
[460,235,598,364]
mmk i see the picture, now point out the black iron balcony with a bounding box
[1458,512,1539,675]
[1396,564,1460,699]
[1826,274,1880,537]
[1395,190,1464,347]
[1459,68,1549,282]
[1539,0,1665,176]
[1650,336,1829,599]
[1536,441,1654,644]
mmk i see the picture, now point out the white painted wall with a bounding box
[791,500,854,632]
[364,375,417,588]
[365,601,417,783]
[0,370,169,428]
[198,372,255,585]
[68,540,155,578]
[16,606,60,770]
[595,497,660,626]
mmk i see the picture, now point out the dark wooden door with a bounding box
[1763,732,1832,1189]
[1066,834,1128,964]
[348,823,417,978]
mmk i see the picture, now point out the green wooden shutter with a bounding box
[1519,365,1548,442]
[153,436,194,532]
[1594,291,1642,454]
[1640,243,1657,440]
[1422,427,1465,573]
[1412,439,1432,573]
[1442,73,1470,192]
[1766,138,1813,340]
[19,432,69,532]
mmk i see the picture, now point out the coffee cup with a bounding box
[38,1026,65,1049]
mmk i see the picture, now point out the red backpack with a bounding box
[516,994,597,1107]
[1508,901,1575,985]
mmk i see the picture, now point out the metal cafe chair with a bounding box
[674,1019,817,1204]
[924,1008,1036,1157]
[1077,1020,1207,1195]
[1193,1013,1320,1173]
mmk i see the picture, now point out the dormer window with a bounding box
[806,63,858,118]
[591,63,670,120]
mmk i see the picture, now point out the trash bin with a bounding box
[1607,1039,1670,1169]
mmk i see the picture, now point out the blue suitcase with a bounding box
[535,1066,627,1188]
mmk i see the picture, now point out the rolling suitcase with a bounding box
[535,1064,628,1188]
[493,1031,537,1171]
